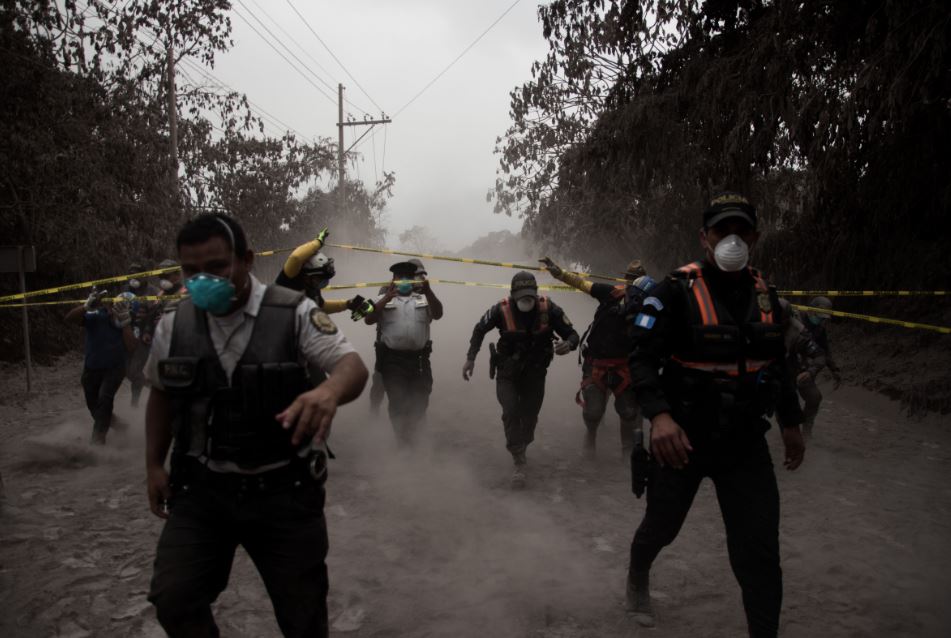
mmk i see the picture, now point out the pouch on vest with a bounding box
[690,325,741,360]
[745,323,785,358]
[158,357,205,394]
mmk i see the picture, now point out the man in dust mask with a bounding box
[624,192,805,634]
[463,271,580,488]
[365,261,443,446]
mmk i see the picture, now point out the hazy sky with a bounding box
[208,0,548,250]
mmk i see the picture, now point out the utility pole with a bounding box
[167,44,178,180]
[336,83,391,217]
[337,83,345,215]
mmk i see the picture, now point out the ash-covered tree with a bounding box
[494,0,951,290]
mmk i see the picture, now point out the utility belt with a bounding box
[495,339,553,366]
[576,357,632,406]
[376,341,432,375]
[664,361,780,436]
[169,450,327,495]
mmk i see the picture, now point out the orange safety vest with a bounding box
[668,261,783,377]
[499,296,551,335]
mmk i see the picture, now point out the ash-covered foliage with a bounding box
[0,1,392,360]
[493,0,951,290]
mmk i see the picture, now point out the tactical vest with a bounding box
[496,296,553,358]
[669,261,784,376]
[158,285,316,469]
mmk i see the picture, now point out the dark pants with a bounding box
[81,364,125,443]
[797,377,822,434]
[379,348,433,445]
[629,435,782,638]
[580,360,642,452]
[127,341,151,407]
[496,364,547,456]
[149,462,329,638]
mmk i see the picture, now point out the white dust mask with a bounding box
[712,234,749,272]
[516,297,536,312]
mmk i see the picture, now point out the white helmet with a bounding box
[301,252,335,279]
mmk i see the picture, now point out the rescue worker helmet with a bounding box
[302,252,335,280]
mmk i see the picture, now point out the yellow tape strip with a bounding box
[324,279,583,293]
[0,295,186,309]
[781,290,948,297]
[0,266,184,303]
[792,304,951,334]
[326,242,630,284]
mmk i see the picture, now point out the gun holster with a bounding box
[488,343,498,380]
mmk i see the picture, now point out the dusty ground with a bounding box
[1,256,950,637]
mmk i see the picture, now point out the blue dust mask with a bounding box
[185,273,236,315]
[396,281,414,295]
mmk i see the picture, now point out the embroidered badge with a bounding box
[310,308,338,335]
[643,296,664,311]
[634,313,656,330]
[757,292,772,313]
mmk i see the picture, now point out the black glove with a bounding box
[539,257,563,278]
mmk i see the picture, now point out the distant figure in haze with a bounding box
[123,262,161,408]
[365,260,443,445]
[541,256,655,461]
[463,271,579,488]
[64,285,136,444]
[155,258,185,315]
[276,227,373,319]
[797,295,842,436]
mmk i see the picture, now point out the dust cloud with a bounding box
[2,247,951,637]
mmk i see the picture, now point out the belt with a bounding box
[171,453,326,493]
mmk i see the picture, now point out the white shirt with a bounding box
[375,292,432,351]
[145,275,354,389]
[143,275,356,473]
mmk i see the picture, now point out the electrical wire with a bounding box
[232,4,337,106]
[286,0,385,114]
[393,0,523,116]
[235,0,342,100]
[245,0,371,116]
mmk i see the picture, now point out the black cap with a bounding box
[703,192,756,229]
[389,261,417,276]
[510,271,538,300]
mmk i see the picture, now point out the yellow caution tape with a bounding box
[0,266,183,303]
[792,304,951,334]
[0,295,185,309]
[325,279,583,293]
[781,290,948,297]
[325,242,630,284]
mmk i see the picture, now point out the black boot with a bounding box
[626,570,655,627]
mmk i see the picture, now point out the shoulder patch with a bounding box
[309,308,338,335]
[643,296,664,311]
[633,313,656,330]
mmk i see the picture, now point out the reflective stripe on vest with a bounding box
[500,296,550,334]
[669,355,774,376]
[677,261,719,326]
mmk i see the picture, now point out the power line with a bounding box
[232,4,338,106]
[244,0,371,116]
[79,0,313,140]
[177,58,306,138]
[394,0,523,117]
[286,0,385,114]
[234,0,341,99]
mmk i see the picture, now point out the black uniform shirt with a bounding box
[467,299,579,361]
[584,283,634,359]
[629,261,803,429]
[275,271,324,307]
